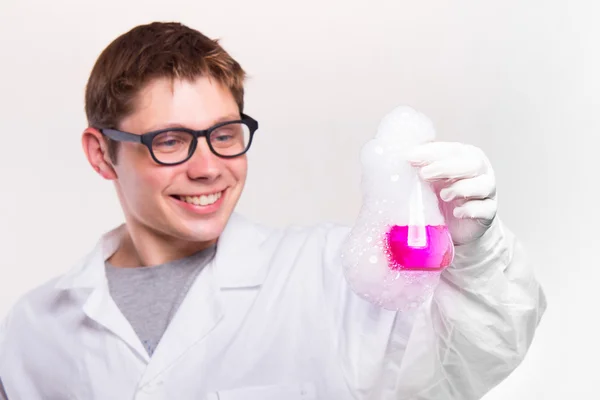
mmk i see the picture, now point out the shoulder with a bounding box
[238,213,351,248]
[0,274,68,372]
[0,227,115,357]
[284,219,351,250]
[1,274,73,338]
[226,213,352,272]
[264,217,352,269]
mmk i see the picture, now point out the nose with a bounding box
[185,139,222,182]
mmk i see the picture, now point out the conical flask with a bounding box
[340,105,454,311]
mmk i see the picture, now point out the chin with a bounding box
[179,209,233,242]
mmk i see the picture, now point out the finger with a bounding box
[417,156,485,181]
[453,198,497,221]
[439,174,496,202]
[406,142,464,165]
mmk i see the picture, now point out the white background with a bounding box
[0,0,597,398]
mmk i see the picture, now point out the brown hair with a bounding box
[84,22,246,163]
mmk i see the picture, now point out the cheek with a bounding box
[141,171,171,193]
[229,157,248,182]
[117,155,173,201]
[122,169,175,217]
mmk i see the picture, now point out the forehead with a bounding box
[122,76,238,132]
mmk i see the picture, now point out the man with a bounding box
[0,22,546,399]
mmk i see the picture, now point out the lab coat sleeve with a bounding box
[383,217,547,399]
[321,216,546,400]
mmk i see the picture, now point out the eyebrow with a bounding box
[142,114,241,132]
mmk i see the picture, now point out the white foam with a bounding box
[341,106,446,311]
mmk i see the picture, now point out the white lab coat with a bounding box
[0,213,546,400]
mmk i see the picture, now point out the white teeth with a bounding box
[180,192,222,206]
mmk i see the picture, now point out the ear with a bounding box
[82,127,118,180]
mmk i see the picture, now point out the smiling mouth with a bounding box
[172,191,223,206]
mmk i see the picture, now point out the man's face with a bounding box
[110,76,247,246]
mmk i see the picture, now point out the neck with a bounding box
[108,223,216,268]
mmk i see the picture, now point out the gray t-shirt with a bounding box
[105,245,216,356]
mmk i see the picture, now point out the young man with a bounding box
[0,22,546,400]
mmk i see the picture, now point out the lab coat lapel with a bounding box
[82,285,150,363]
[139,262,223,386]
[138,213,270,384]
[55,225,150,362]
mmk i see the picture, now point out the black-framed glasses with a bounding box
[99,113,258,166]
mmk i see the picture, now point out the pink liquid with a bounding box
[384,225,454,271]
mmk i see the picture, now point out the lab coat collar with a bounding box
[54,212,270,291]
[55,224,125,290]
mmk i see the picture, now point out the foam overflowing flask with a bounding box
[340,106,454,311]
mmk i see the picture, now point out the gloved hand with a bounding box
[406,142,497,246]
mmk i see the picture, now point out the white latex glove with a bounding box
[406,142,497,246]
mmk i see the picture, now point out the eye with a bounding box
[214,132,234,142]
[211,125,243,146]
[152,131,192,153]
[156,138,179,147]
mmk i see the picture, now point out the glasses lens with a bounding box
[151,130,194,164]
[209,122,251,157]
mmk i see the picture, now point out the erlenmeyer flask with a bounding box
[340,105,454,311]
